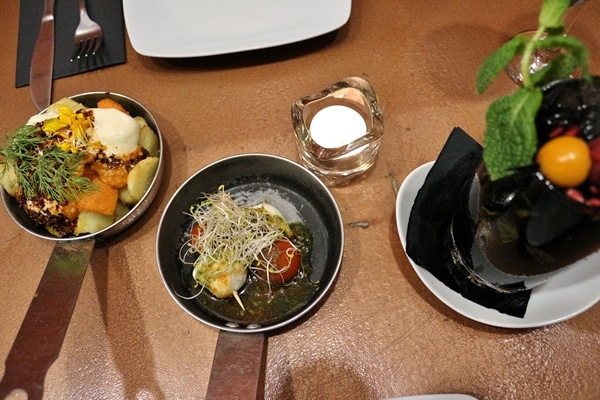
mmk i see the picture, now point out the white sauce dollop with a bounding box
[90,108,140,155]
[25,106,141,156]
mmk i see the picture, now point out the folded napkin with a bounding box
[16,0,126,88]
[406,127,531,318]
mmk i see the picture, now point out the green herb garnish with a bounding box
[0,124,94,202]
[476,0,591,181]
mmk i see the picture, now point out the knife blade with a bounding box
[30,0,56,111]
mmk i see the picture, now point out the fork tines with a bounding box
[70,36,103,61]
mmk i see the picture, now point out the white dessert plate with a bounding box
[396,162,600,329]
[384,395,478,400]
[122,0,352,57]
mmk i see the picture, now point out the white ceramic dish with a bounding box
[396,162,600,329]
[385,395,478,400]
[123,0,352,57]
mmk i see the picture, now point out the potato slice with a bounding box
[133,116,147,128]
[118,187,137,205]
[114,201,130,221]
[46,97,85,114]
[127,157,159,203]
[133,117,160,157]
[134,116,147,128]
[139,125,160,157]
[0,163,20,197]
[74,211,114,235]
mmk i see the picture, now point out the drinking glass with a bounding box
[505,0,590,85]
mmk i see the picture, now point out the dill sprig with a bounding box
[0,124,94,202]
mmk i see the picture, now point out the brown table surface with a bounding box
[1,1,600,399]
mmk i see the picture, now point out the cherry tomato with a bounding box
[258,239,301,284]
[190,223,203,246]
[536,136,591,188]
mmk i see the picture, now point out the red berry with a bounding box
[588,138,600,185]
[564,125,581,137]
[549,126,565,138]
[567,188,585,203]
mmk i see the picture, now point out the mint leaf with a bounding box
[529,35,590,86]
[476,0,591,182]
[538,34,589,68]
[530,53,581,86]
[476,35,528,94]
[535,34,589,55]
[538,0,570,29]
[483,88,543,180]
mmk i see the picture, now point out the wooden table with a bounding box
[1,1,599,399]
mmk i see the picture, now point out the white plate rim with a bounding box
[384,395,478,400]
[122,0,352,58]
[395,161,600,329]
[386,393,477,400]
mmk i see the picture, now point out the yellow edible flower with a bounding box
[42,118,68,132]
[57,141,77,153]
[59,106,92,144]
[43,106,93,152]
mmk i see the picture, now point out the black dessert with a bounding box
[452,78,600,284]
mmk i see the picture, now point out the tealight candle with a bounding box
[309,105,367,148]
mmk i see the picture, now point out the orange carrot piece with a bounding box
[76,178,119,216]
[91,161,129,188]
[97,98,129,114]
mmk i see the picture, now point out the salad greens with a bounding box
[476,0,591,181]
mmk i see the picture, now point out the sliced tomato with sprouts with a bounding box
[257,238,301,284]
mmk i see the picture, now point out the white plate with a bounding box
[123,0,352,57]
[395,162,600,328]
[385,395,478,400]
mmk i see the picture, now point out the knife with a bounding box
[30,0,56,111]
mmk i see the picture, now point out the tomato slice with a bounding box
[259,238,301,284]
[190,223,203,246]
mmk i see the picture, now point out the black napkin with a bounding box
[16,0,126,88]
[406,127,531,318]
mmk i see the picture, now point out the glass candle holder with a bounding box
[291,77,384,186]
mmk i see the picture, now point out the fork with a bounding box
[71,0,103,61]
